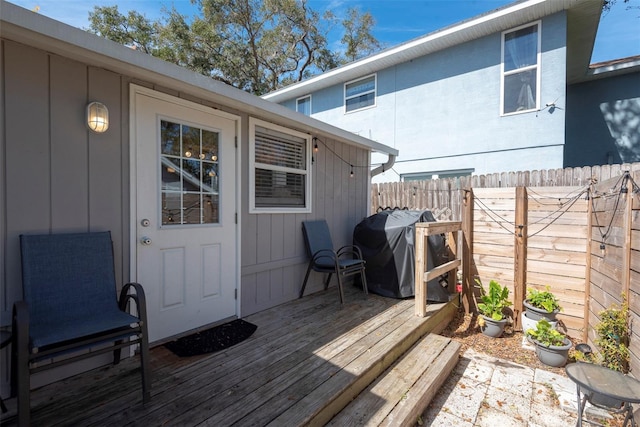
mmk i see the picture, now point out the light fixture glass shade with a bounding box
[86,101,109,133]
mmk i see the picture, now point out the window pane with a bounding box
[202,130,219,161]
[160,120,220,225]
[346,92,375,112]
[255,126,306,170]
[503,70,537,113]
[504,25,538,72]
[161,157,182,191]
[297,96,311,116]
[255,169,305,207]
[346,76,375,98]
[161,121,181,156]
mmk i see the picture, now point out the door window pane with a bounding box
[160,120,220,225]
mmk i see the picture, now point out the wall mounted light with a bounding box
[86,101,109,133]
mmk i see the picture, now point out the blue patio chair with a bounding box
[12,232,151,426]
[300,220,368,304]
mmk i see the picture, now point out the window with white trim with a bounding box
[501,22,540,115]
[345,74,376,113]
[249,118,312,213]
[296,95,311,116]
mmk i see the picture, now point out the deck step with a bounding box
[265,297,459,427]
[328,333,461,426]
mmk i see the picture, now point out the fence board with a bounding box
[374,165,639,366]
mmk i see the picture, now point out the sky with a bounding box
[5,0,640,64]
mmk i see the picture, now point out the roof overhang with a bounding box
[263,0,603,102]
[0,1,397,156]
[579,55,640,83]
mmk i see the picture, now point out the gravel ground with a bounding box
[438,306,570,377]
[436,305,627,427]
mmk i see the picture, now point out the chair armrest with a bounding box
[119,283,148,323]
[337,245,364,259]
[311,249,338,263]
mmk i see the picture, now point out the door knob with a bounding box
[140,236,152,246]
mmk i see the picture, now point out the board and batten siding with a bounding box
[240,136,370,316]
[1,40,130,325]
[1,38,375,329]
[0,39,133,392]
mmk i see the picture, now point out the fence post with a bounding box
[623,173,632,303]
[514,186,528,331]
[462,188,475,314]
[583,182,593,343]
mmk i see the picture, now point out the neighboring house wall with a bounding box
[280,12,568,182]
[565,71,640,168]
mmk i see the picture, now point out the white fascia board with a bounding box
[0,1,397,156]
[263,0,577,103]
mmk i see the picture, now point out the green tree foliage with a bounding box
[88,0,380,95]
[88,6,159,54]
[341,7,380,63]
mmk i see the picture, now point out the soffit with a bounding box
[264,0,602,102]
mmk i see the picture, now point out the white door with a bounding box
[132,88,238,343]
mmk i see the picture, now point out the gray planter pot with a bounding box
[523,299,560,322]
[532,337,572,367]
[480,315,507,338]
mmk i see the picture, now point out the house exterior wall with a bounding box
[1,37,372,391]
[279,12,568,182]
[565,71,640,168]
[240,134,370,315]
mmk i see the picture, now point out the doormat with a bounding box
[164,319,257,357]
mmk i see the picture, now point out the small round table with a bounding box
[566,362,640,427]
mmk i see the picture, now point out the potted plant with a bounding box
[523,286,562,322]
[571,300,630,408]
[526,319,572,367]
[477,279,512,338]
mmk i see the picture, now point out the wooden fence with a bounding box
[371,162,640,219]
[373,163,640,375]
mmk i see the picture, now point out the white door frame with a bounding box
[129,84,242,334]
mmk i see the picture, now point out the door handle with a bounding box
[140,236,152,246]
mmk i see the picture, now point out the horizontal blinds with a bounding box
[255,125,306,171]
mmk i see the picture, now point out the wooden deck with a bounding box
[1,286,460,426]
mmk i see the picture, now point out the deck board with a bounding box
[0,286,458,427]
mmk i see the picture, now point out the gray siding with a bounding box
[1,41,129,326]
[280,12,569,180]
[1,38,373,326]
[240,129,370,315]
[565,71,640,167]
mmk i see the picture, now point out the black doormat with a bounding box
[164,319,257,357]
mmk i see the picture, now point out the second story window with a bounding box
[296,95,311,116]
[345,75,376,113]
[501,22,540,115]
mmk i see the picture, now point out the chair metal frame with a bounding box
[299,220,368,303]
[11,232,151,426]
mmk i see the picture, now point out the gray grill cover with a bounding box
[353,210,450,301]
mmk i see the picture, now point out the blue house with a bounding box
[263,0,640,182]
